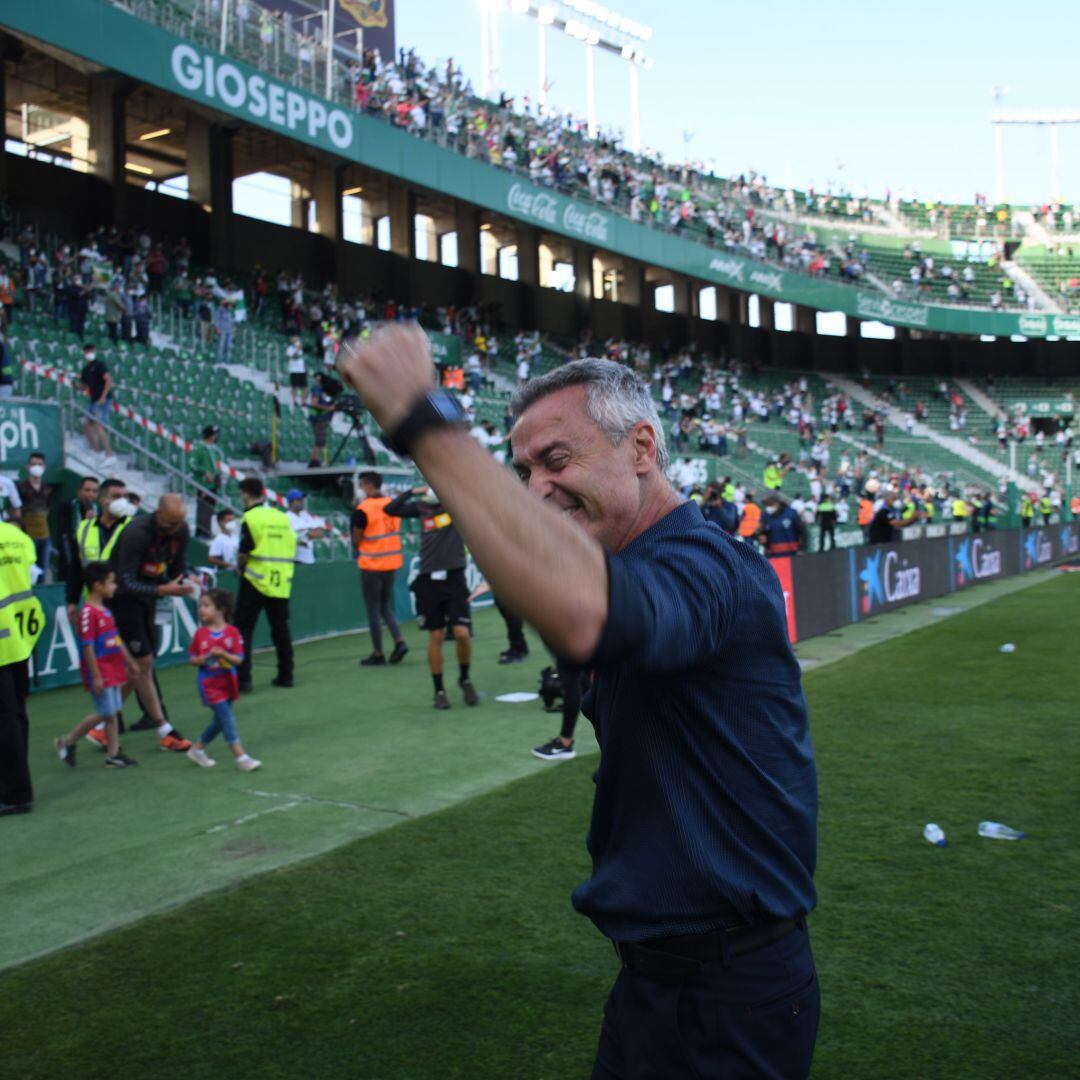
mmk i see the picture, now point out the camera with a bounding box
[335,391,366,420]
[539,666,563,713]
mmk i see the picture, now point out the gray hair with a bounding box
[510,358,669,472]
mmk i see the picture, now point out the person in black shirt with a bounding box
[868,491,904,544]
[385,486,478,710]
[79,343,114,460]
[108,494,195,752]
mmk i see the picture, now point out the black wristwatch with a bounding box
[387,390,468,456]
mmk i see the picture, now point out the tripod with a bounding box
[328,413,376,467]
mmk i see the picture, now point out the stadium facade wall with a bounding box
[4,0,1080,341]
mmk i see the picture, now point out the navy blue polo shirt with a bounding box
[574,500,817,942]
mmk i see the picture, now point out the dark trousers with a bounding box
[556,656,582,742]
[235,578,293,685]
[495,598,528,655]
[360,569,402,655]
[819,523,836,552]
[0,660,32,806]
[593,921,819,1079]
[196,489,217,539]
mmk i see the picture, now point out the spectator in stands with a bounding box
[208,508,240,573]
[133,294,152,347]
[285,490,327,565]
[286,334,308,405]
[16,453,54,582]
[213,299,236,364]
[103,279,131,343]
[191,425,224,539]
[79,343,115,464]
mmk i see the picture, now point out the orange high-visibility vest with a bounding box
[356,496,403,572]
[738,502,761,537]
[858,498,874,526]
[442,366,464,390]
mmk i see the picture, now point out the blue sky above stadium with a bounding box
[395,0,1078,206]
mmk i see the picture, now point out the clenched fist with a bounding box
[337,322,438,435]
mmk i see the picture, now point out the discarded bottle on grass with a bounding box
[923,823,946,847]
[978,821,1025,841]
[999,643,1016,653]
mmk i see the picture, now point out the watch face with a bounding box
[431,392,466,423]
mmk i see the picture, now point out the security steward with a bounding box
[815,490,838,551]
[1020,492,1035,528]
[0,520,45,815]
[235,477,297,692]
[65,477,131,623]
[1039,493,1053,525]
[352,470,408,667]
[857,492,874,542]
[737,492,762,546]
[385,484,478,710]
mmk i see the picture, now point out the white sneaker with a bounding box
[236,755,262,772]
[186,746,216,767]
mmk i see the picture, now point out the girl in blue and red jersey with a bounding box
[186,589,260,772]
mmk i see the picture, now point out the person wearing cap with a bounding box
[191,425,224,539]
[285,489,327,565]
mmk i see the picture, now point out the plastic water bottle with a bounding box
[978,821,1025,841]
[999,643,1016,653]
[923,823,946,847]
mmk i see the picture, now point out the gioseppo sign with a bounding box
[506,183,610,244]
[170,43,354,149]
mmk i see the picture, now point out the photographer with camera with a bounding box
[532,657,585,762]
[306,371,339,469]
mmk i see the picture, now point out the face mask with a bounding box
[108,497,137,518]
[85,352,96,362]
[224,520,239,536]
[765,505,778,515]
[28,464,45,478]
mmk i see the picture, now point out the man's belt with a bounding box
[614,917,800,977]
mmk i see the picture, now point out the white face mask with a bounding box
[765,505,779,515]
[108,497,137,518]
[28,464,45,478]
[224,520,239,536]
[85,351,96,362]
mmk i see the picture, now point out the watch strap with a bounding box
[387,391,467,456]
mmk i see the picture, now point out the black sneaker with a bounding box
[531,738,576,762]
[0,802,32,817]
[238,681,254,695]
[105,752,140,769]
[130,714,157,732]
[433,690,452,710]
[55,737,76,767]
[389,641,409,664]
[459,679,479,707]
[498,649,529,665]
[360,653,387,667]
[271,676,294,688]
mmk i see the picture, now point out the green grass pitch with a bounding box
[1,576,1078,1078]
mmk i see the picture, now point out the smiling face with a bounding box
[511,385,667,553]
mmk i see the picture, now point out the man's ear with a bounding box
[631,421,659,474]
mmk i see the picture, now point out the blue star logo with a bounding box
[859,552,884,608]
[955,539,973,581]
[1024,534,1038,564]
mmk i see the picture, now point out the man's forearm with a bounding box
[411,428,607,662]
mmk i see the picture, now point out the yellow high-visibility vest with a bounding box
[0,522,45,665]
[243,505,298,598]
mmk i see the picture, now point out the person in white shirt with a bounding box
[516,355,530,383]
[208,508,241,571]
[285,489,326,565]
[286,335,308,405]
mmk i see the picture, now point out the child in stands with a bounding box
[54,562,138,769]
[186,588,260,771]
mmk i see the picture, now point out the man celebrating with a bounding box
[384,484,477,709]
[235,478,297,692]
[352,471,408,667]
[339,329,819,1077]
[109,493,195,751]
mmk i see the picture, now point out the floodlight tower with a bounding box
[498,1,654,152]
